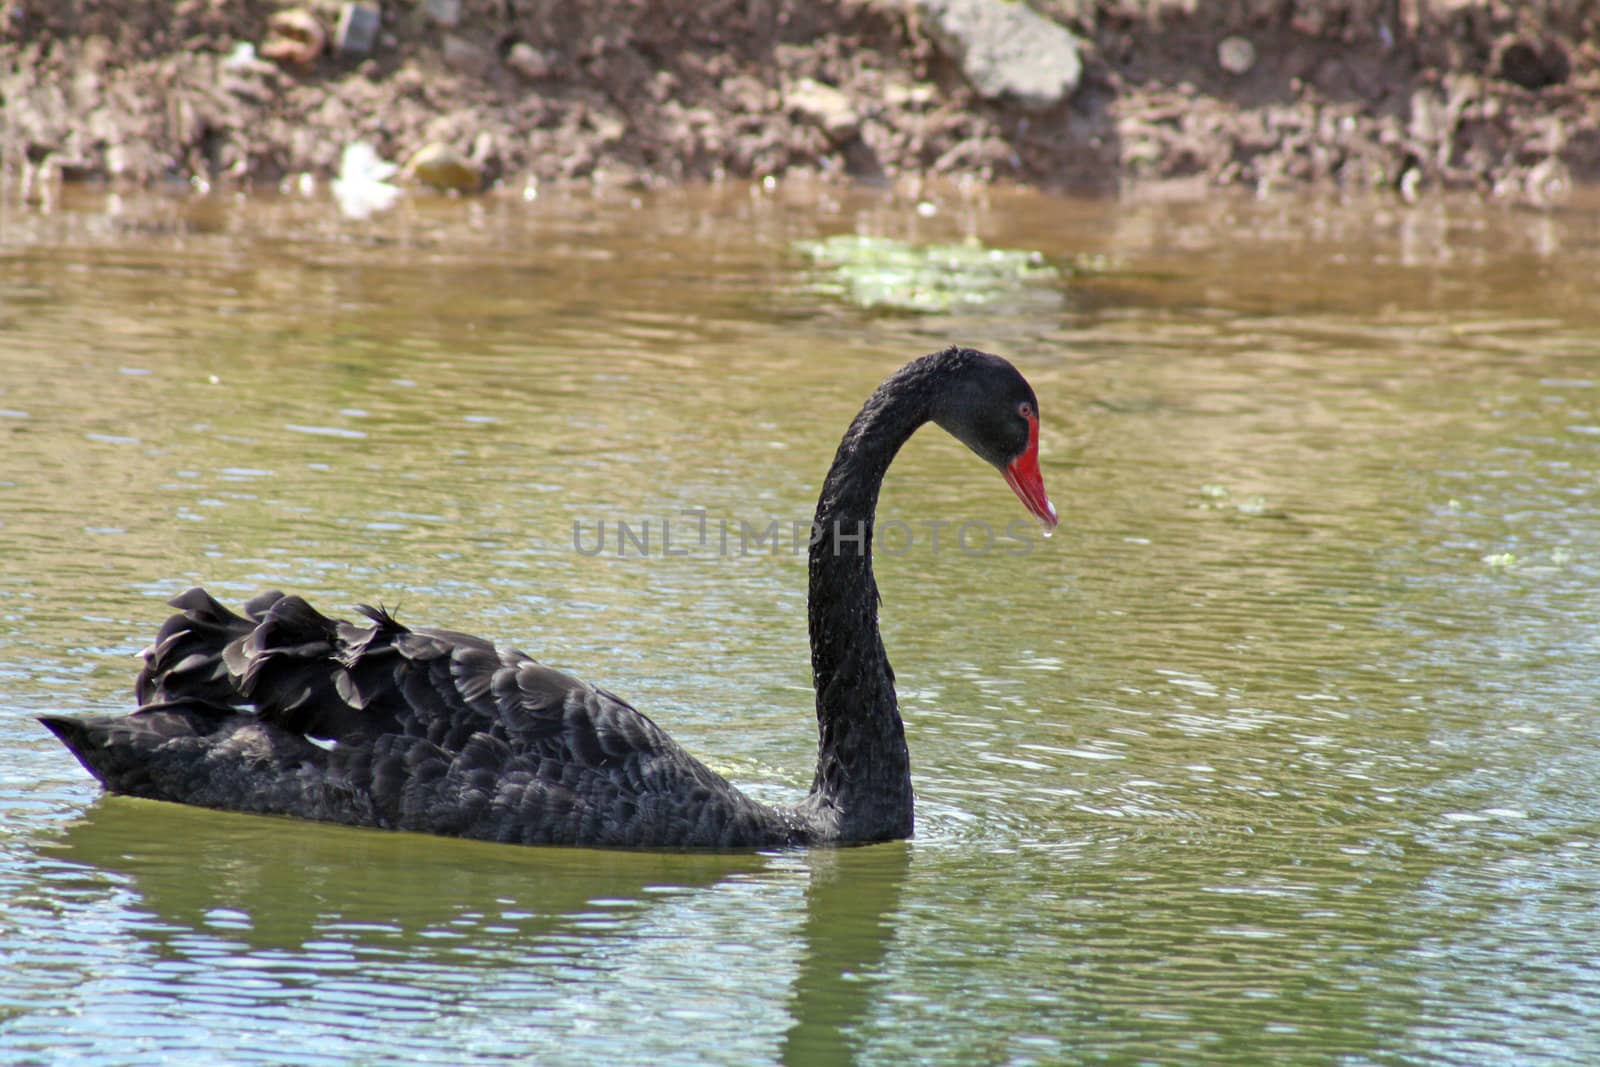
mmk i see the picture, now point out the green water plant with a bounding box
[795,234,1061,313]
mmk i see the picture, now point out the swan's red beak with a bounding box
[1004,413,1058,531]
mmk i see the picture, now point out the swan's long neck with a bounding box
[802,358,938,842]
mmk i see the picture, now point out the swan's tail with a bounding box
[42,586,366,799]
[38,702,223,796]
[41,588,392,820]
[38,701,360,821]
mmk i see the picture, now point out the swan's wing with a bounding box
[138,588,657,751]
[130,588,793,847]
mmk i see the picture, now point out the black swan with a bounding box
[40,347,1057,849]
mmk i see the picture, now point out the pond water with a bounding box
[2,181,1599,1065]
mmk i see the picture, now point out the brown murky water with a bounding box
[3,183,1600,1064]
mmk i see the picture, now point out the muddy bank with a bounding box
[3,0,1597,201]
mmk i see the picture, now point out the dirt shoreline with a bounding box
[4,1,1597,203]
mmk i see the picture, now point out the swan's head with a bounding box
[929,349,1059,532]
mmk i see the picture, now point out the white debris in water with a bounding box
[333,141,401,219]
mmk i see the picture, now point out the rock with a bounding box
[587,109,627,145]
[1408,87,1448,145]
[469,130,497,168]
[1521,156,1571,206]
[914,0,1082,111]
[441,34,495,77]
[1397,164,1423,203]
[1494,37,1570,91]
[423,0,460,28]
[220,40,281,99]
[403,142,482,191]
[784,78,860,144]
[334,3,381,56]
[261,9,325,68]
[884,82,937,108]
[1217,36,1255,76]
[505,41,550,81]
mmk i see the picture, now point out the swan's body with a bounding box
[41,347,1056,849]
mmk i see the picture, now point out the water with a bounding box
[2,184,1600,1064]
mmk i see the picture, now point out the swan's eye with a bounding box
[1018,401,1035,421]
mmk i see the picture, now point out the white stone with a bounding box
[1218,36,1256,75]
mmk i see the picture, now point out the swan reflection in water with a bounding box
[40,796,910,1063]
